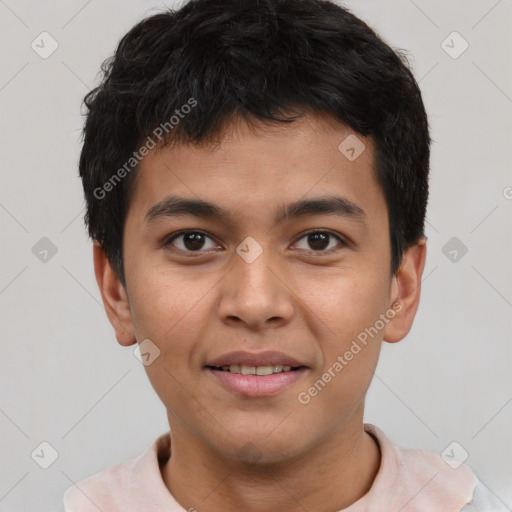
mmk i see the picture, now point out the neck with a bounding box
[161,412,381,512]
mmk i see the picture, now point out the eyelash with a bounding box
[164,229,348,256]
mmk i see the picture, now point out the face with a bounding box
[100,113,421,463]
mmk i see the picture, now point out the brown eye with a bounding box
[166,231,219,253]
[294,231,347,252]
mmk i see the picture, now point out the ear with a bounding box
[93,242,137,347]
[382,237,427,343]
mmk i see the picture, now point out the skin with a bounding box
[94,113,426,512]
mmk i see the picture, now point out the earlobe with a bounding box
[93,242,137,347]
[382,237,427,344]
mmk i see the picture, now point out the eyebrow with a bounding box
[144,195,367,226]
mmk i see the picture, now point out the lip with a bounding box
[205,350,307,368]
[205,366,308,397]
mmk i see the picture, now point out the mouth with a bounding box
[204,350,309,397]
[205,364,305,375]
[205,366,308,397]
[205,350,307,371]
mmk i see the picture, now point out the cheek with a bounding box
[294,267,388,406]
[128,263,201,335]
[298,267,389,342]
[129,271,210,409]
[298,280,384,416]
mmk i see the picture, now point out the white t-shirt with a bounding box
[62,423,508,511]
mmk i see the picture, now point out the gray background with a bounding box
[0,0,511,511]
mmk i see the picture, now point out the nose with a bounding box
[217,245,295,331]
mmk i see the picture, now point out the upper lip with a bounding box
[205,351,307,368]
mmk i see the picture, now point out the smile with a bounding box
[205,365,307,397]
[210,364,297,375]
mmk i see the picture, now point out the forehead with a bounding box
[126,113,386,228]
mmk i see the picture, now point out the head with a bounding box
[82,0,429,462]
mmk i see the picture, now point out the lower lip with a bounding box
[205,368,307,397]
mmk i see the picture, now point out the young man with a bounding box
[62,0,507,510]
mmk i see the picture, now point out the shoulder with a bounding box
[62,432,172,512]
[62,454,139,511]
[364,424,482,512]
[397,444,478,508]
[398,448,509,512]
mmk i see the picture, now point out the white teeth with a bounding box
[218,364,295,375]
[241,365,256,375]
[256,365,274,376]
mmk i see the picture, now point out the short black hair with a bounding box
[79,0,430,286]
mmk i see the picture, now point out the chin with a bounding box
[214,427,313,466]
